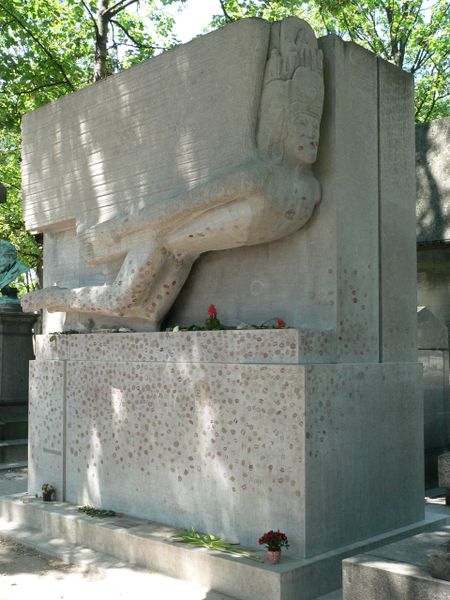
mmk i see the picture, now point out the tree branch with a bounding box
[219,0,234,22]
[80,0,99,36]
[110,18,168,50]
[107,0,140,17]
[15,80,68,96]
[0,1,75,91]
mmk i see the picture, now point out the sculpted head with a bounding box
[0,240,18,274]
[0,240,27,293]
[257,18,324,167]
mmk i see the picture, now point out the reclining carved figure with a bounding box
[22,17,324,328]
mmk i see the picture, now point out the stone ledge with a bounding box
[35,328,336,364]
[343,523,450,600]
[0,496,446,600]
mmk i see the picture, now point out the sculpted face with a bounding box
[285,111,320,165]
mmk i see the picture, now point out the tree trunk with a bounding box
[93,0,109,82]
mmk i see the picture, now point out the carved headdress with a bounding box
[257,17,324,160]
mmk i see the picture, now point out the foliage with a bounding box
[169,305,288,331]
[171,527,263,562]
[41,483,56,497]
[212,0,450,122]
[78,505,117,518]
[205,304,221,330]
[0,0,179,275]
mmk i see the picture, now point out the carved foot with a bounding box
[21,286,69,313]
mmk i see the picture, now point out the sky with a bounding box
[162,0,222,43]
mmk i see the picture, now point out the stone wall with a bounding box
[416,117,450,338]
[416,117,450,245]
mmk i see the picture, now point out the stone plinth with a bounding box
[343,526,450,600]
[29,331,424,560]
[0,304,36,408]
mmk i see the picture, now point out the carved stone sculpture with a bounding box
[21,17,324,327]
[0,240,28,304]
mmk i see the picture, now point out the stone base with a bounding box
[343,523,450,600]
[0,495,446,600]
[0,308,36,406]
[29,331,424,560]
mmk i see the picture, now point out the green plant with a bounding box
[171,528,263,562]
[41,483,55,494]
[77,505,116,518]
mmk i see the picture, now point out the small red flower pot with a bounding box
[267,549,281,565]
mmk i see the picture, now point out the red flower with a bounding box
[208,304,217,319]
[276,319,286,329]
[258,529,289,550]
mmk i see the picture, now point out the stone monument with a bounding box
[0,232,36,465]
[21,17,426,598]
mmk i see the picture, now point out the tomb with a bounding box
[20,16,427,598]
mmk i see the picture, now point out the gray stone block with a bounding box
[418,307,449,350]
[417,247,450,337]
[420,350,450,486]
[416,117,450,244]
[343,527,450,600]
[379,59,416,362]
[29,333,425,559]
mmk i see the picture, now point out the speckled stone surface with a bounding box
[28,360,65,498]
[28,334,424,560]
[35,329,336,364]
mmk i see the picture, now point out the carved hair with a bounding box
[257,17,324,163]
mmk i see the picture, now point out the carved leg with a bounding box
[166,198,258,255]
[22,242,166,318]
[142,252,197,323]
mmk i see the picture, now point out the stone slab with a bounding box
[343,525,450,600]
[420,351,450,451]
[416,117,450,244]
[417,247,450,338]
[418,307,449,350]
[0,496,446,600]
[22,19,270,232]
[35,329,336,364]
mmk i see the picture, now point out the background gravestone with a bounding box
[418,306,450,487]
[416,117,450,339]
